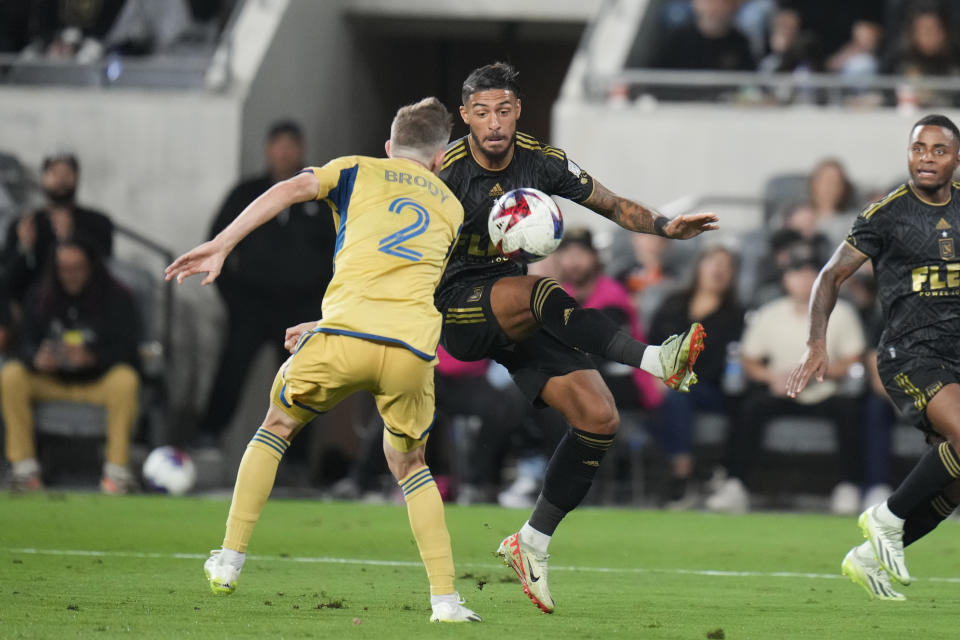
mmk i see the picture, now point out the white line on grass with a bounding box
[7,547,960,584]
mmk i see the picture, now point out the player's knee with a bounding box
[581,400,619,435]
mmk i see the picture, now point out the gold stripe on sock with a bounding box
[932,495,954,517]
[533,279,562,321]
[939,442,960,478]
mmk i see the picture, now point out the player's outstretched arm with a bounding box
[582,179,719,239]
[165,171,320,285]
[786,242,867,398]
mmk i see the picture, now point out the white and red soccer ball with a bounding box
[142,446,196,496]
[488,188,563,262]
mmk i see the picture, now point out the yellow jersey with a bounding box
[306,155,463,360]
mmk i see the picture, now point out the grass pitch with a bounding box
[1,493,958,639]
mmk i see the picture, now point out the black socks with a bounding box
[530,278,648,368]
[528,427,615,536]
[888,442,960,518]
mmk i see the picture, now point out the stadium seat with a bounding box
[762,173,809,222]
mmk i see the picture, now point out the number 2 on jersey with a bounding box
[379,197,430,262]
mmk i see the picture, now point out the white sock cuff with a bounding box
[430,593,459,606]
[519,522,551,554]
[12,458,40,478]
[640,345,663,378]
[878,501,905,525]
[220,547,246,568]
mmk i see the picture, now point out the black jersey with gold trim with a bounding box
[846,181,960,358]
[436,132,595,301]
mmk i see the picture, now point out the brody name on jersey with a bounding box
[384,169,451,204]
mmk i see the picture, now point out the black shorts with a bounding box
[877,348,960,434]
[437,278,595,405]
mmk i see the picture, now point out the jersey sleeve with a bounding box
[543,148,595,204]
[302,156,359,202]
[845,202,886,258]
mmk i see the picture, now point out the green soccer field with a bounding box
[1,493,958,639]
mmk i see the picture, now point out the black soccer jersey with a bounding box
[436,132,595,301]
[846,182,960,359]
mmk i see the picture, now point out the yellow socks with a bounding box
[400,466,455,595]
[223,428,289,552]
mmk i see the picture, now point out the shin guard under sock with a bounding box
[528,428,615,536]
[903,491,959,546]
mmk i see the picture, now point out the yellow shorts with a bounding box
[270,331,436,453]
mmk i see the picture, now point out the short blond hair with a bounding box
[389,97,453,164]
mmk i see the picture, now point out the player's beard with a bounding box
[471,131,515,164]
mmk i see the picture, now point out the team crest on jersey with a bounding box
[940,237,955,260]
[466,286,484,302]
[488,183,504,198]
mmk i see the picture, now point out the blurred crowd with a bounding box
[0,0,235,62]
[629,0,960,107]
[0,128,916,512]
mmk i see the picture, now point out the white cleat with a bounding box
[203,549,242,595]
[496,532,554,613]
[429,595,482,622]
[841,544,906,601]
[859,503,912,585]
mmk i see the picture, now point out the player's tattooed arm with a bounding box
[786,242,867,398]
[582,179,719,239]
[808,243,868,343]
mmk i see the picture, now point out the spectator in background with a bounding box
[649,245,744,507]
[808,158,858,246]
[1,238,141,493]
[843,268,897,510]
[706,246,866,514]
[20,0,125,62]
[883,1,960,108]
[105,0,227,56]
[826,20,885,79]
[758,6,802,73]
[2,153,114,302]
[195,120,336,447]
[436,349,526,505]
[650,0,755,72]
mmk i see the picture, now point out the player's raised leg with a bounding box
[497,369,617,613]
[382,431,481,623]
[204,402,302,595]
[491,276,705,391]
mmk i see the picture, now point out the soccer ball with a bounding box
[142,446,196,496]
[488,187,563,262]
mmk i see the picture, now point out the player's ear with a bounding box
[384,140,392,157]
[459,105,469,125]
[429,148,445,174]
[516,98,522,120]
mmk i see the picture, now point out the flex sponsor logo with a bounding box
[911,263,960,295]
